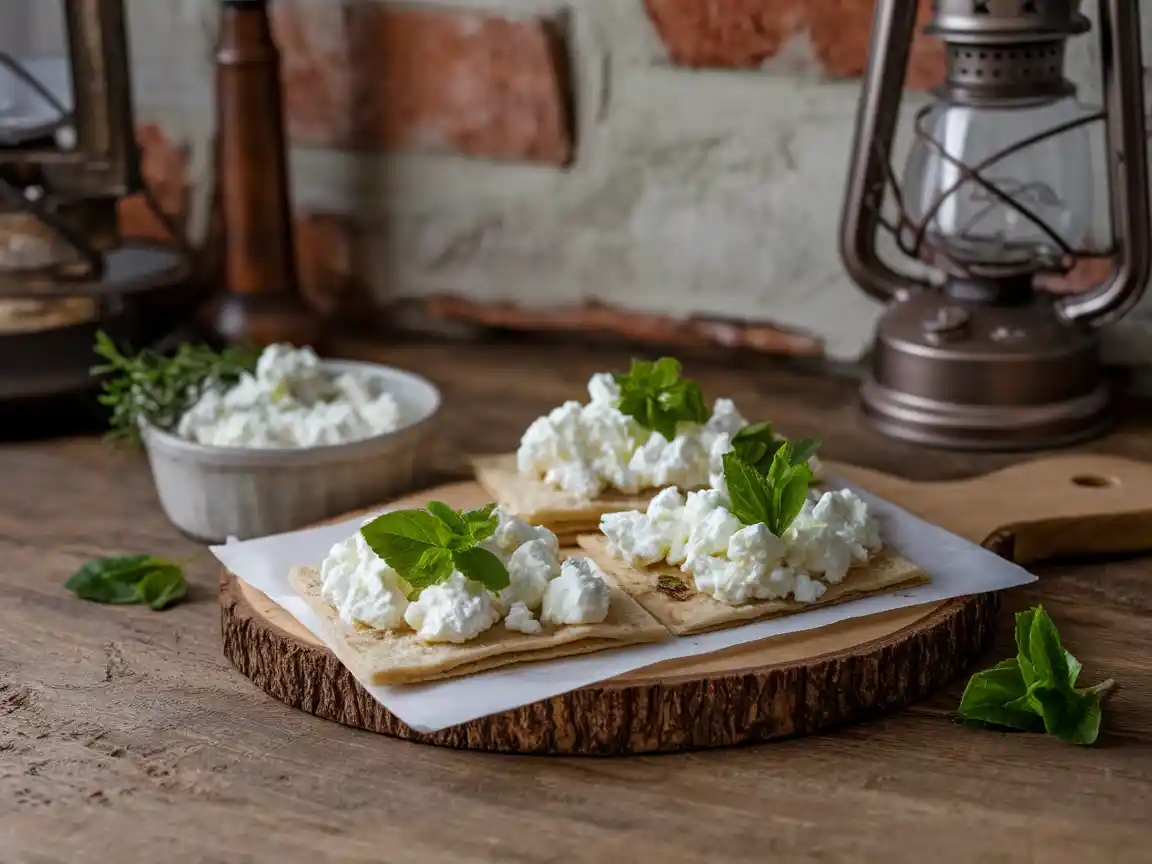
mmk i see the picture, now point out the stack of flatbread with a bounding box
[471,453,658,544]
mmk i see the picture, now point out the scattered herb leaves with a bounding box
[64,555,188,611]
[612,357,710,441]
[722,440,818,536]
[656,574,694,601]
[91,330,258,446]
[361,503,510,596]
[730,422,821,475]
[958,605,1116,745]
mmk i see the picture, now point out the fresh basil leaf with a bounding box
[774,470,812,536]
[734,421,774,443]
[722,453,772,527]
[1027,605,1070,690]
[650,357,681,389]
[463,504,499,543]
[135,566,188,610]
[958,658,1045,732]
[64,554,178,605]
[402,548,456,594]
[787,437,822,467]
[452,547,511,592]
[361,509,453,576]
[1065,651,1082,687]
[426,501,468,536]
[1015,607,1036,663]
[613,356,712,438]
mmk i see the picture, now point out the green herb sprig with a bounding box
[92,330,258,446]
[613,357,710,441]
[64,554,188,611]
[729,422,821,475]
[722,438,819,536]
[360,503,510,596]
[958,605,1116,745]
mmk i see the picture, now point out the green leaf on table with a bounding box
[612,357,711,441]
[135,565,188,610]
[64,554,187,611]
[957,605,1116,746]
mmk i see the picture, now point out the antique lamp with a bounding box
[840,0,1150,450]
[0,0,192,411]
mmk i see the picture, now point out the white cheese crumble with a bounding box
[504,601,544,635]
[317,507,611,643]
[601,486,880,607]
[540,557,612,627]
[516,373,822,498]
[319,517,411,630]
[403,572,501,644]
[177,343,403,448]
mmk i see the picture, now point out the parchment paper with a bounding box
[210,476,1036,733]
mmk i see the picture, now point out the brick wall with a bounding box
[120,0,1152,364]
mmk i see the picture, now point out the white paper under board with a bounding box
[211,476,1036,734]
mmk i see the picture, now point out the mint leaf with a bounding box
[958,658,1045,732]
[613,356,711,440]
[462,504,498,542]
[452,547,511,592]
[788,437,822,467]
[958,604,1115,745]
[426,501,468,535]
[361,510,453,579]
[722,452,773,527]
[403,548,456,593]
[64,554,186,609]
[135,566,188,610]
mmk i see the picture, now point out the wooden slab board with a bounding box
[220,453,1152,755]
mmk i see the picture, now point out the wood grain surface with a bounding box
[2,338,1152,863]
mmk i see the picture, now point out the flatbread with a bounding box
[289,565,669,685]
[577,536,930,637]
[472,453,667,535]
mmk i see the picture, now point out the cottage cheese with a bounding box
[516,373,821,498]
[601,486,880,606]
[404,572,501,644]
[504,601,544,635]
[177,343,403,448]
[540,557,612,626]
[319,517,411,630]
[319,507,578,642]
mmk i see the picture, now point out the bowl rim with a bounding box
[139,358,441,464]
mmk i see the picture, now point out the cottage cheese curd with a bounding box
[516,373,821,498]
[540,557,612,627]
[601,486,880,606]
[319,516,410,630]
[318,506,611,643]
[177,343,403,448]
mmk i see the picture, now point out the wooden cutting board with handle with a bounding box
[220,453,1152,754]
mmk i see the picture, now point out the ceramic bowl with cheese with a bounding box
[139,346,441,543]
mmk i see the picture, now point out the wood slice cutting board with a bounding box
[219,453,1152,755]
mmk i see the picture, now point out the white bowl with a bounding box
[140,359,441,543]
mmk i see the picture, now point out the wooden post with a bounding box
[209,0,322,349]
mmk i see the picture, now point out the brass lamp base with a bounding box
[861,290,1113,451]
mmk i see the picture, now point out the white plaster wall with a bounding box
[17,0,1152,364]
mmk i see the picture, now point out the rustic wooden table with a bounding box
[2,339,1150,863]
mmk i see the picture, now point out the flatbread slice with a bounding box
[577,536,930,637]
[290,565,669,685]
[473,453,656,535]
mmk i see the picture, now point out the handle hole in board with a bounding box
[1071,474,1117,488]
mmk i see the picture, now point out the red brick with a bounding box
[118,124,190,242]
[275,3,572,164]
[645,0,944,91]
